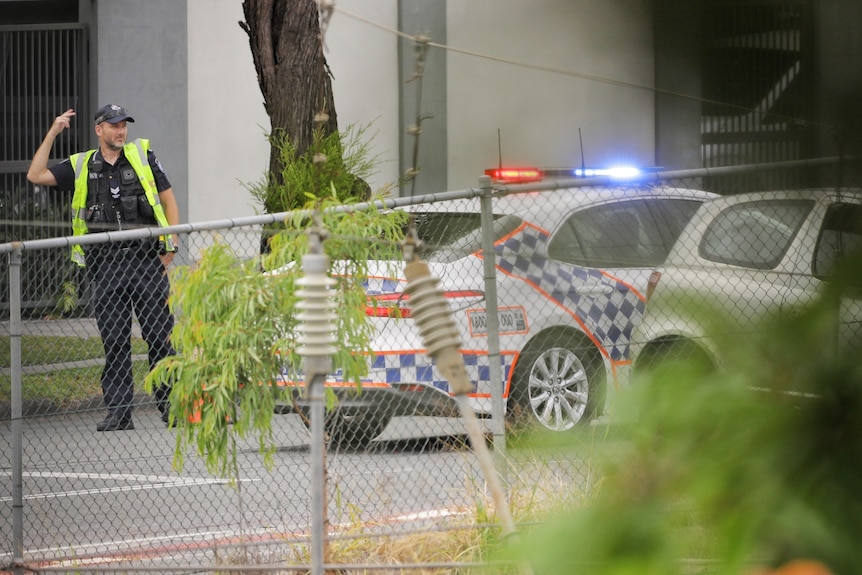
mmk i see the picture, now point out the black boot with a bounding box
[96,412,134,431]
[161,405,182,428]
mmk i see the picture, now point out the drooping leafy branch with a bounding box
[145,134,408,479]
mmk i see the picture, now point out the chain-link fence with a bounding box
[1,157,860,574]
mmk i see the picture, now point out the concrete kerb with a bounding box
[0,392,159,420]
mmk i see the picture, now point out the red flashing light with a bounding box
[365,306,408,318]
[365,290,484,318]
[366,293,409,318]
[484,167,543,184]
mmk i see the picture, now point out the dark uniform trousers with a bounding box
[85,241,174,421]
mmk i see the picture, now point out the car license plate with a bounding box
[467,306,528,337]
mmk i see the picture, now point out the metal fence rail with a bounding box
[1,158,860,573]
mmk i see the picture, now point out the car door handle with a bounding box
[575,284,613,296]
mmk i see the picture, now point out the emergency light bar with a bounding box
[485,165,655,184]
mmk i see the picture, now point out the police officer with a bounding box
[27,106,180,431]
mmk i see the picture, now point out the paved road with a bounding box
[0,407,512,571]
[1,320,592,571]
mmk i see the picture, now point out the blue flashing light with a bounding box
[573,166,642,179]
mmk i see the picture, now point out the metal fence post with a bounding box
[9,244,24,575]
[479,176,508,464]
[296,223,337,575]
[308,373,326,575]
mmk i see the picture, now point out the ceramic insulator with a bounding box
[403,263,461,358]
[296,252,338,360]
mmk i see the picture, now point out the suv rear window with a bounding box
[813,203,862,281]
[699,199,813,269]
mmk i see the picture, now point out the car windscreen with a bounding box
[408,212,523,263]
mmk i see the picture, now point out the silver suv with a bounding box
[631,189,862,377]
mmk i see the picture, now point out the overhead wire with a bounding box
[331,5,841,133]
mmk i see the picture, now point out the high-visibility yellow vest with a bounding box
[69,138,175,266]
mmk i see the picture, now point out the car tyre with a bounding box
[299,406,392,451]
[510,332,604,432]
[635,337,715,379]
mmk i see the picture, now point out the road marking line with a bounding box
[6,470,211,482]
[0,471,254,502]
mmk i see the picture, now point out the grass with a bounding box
[0,335,148,367]
[208,427,622,573]
[0,335,105,367]
[0,335,151,405]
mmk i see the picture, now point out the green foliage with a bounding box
[146,166,408,480]
[500,253,862,575]
[57,281,79,315]
[247,123,383,252]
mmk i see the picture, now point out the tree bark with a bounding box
[240,0,339,183]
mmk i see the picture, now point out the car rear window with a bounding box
[548,198,705,268]
[402,212,523,262]
[699,199,813,270]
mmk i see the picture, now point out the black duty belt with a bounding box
[88,240,158,257]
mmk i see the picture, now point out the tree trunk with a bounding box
[240,0,339,185]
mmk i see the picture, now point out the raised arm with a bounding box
[27,109,76,186]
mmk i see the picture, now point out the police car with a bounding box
[279,168,717,448]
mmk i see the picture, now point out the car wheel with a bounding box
[511,332,604,432]
[635,337,714,378]
[299,407,392,450]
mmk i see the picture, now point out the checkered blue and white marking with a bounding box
[366,351,517,395]
[281,216,645,395]
[279,350,517,397]
[493,223,645,361]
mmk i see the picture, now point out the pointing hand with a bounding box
[51,109,76,135]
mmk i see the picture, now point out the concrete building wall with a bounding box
[24,0,862,227]
[815,0,862,158]
[398,1,447,197]
[325,1,402,195]
[446,0,655,189]
[187,0,401,228]
[186,0,268,225]
[654,0,703,170]
[95,1,655,230]
[95,0,189,224]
